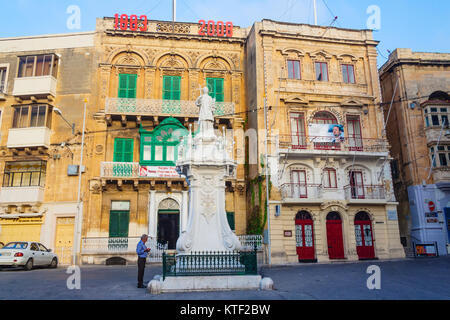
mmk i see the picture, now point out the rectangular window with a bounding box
[439,153,448,167]
[0,67,6,93]
[341,64,355,83]
[3,161,46,187]
[291,170,307,198]
[323,169,337,188]
[162,75,181,100]
[206,77,224,102]
[113,138,134,162]
[315,62,328,81]
[18,55,58,78]
[12,105,51,128]
[290,113,306,148]
[118,74,137,99]
[287,60,301,80]
[109,208,130,238]
[432,115,440,126]
[347,115,363,151]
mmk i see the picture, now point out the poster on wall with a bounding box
[308,124,345,142]
[139,166,182,178]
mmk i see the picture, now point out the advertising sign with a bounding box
[415,243,437,257]
[308,124,344,143]
[139,166,181,178]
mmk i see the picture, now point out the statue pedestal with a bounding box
[149,90,273,294]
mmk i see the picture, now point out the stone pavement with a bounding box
[0,256,449,300]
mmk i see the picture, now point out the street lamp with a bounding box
[54,107,75,135]
[54,102,87,266]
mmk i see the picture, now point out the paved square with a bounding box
[0,257,449,300]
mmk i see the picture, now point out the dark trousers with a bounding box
[137,257,146,286]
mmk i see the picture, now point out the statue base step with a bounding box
[148,275,274,294]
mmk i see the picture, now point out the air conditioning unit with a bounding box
[67,165,86,176]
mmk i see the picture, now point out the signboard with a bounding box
[426,218,439,224]
[415,243,437,257]
[308,124,344,143]
[387,210,398,221]
[425,212,438,218]
[284,230,292,237]
[428,201,436,212]
[139,166,181,178]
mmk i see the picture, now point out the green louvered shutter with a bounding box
[114,138,134,162]
[127,74,137,98]
[206,78,224,102]
[118,74,128,98]
[109,211,129,238]
[163,76,181,100]
[118,74,137,98]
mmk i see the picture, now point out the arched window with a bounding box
[326,211,341,221]
[296,211,312,220]
[355,211,371,221]
[312,111,337,124]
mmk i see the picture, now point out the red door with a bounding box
[290,113,306,149]
[347,115,363,151]
[355,212,375,259]
[295,211,315,261]
[326,212,345,259]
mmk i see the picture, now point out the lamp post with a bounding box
[54,101,87,265]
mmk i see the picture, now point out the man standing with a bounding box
[136,234,151,288]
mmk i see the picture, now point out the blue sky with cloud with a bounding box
[1,0,448,66]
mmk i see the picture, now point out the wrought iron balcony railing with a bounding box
[343,185,386,200]
[105,97,235,118]
[278,135,389,153]
[280,183,323,199]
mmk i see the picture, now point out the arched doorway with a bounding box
[157,198,180,250]
[354,212,375,260]
[295,211,316,262]
[326,211,345,259]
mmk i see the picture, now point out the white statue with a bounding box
[195,87,215,136]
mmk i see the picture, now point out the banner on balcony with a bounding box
[308,124,344,142]
[139,166,181,178]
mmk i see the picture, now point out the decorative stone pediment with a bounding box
[309,50,332,60]
[282,95,308,105]
[278,48,305,57]
[341,99,365,107]
[337,53,359,62]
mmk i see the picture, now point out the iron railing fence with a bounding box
[280,183,323,199]
[278,135,389,153]
[162,249,258,280]
[238,235,263,251]
[343,185,386,200]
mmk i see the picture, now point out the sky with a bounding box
[0,0,449,67]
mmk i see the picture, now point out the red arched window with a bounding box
[312,111,337,124]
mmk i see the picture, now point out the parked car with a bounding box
[0,242,58,270]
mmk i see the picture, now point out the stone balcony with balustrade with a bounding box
[104,98,235,125]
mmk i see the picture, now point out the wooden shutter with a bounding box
[114,138,133,162]
[118,74,128,98]
[206,78,224,102]
[118,74,137,98]
[163,76,181,100]
[109,211,129,238]
[127,74,137,98]
[114,139,124,162]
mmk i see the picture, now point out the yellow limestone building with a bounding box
[246,20,405,263]
[80,18,248,264]
[0,32,95,264]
